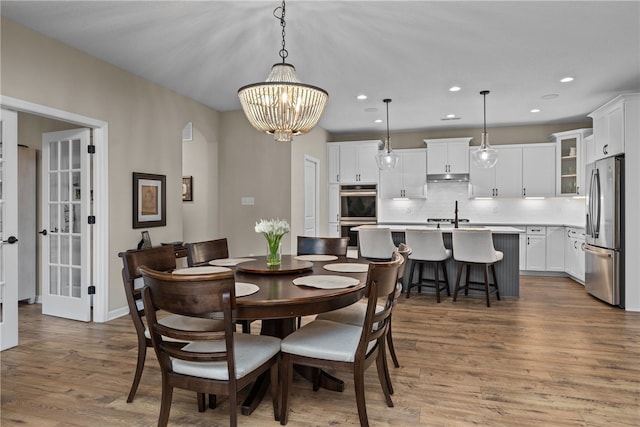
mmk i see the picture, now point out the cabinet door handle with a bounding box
[336,174,339,182]
[527,237,530,245]
[523,188,526,197]
[603,144,608,155]
[574,240,578,249]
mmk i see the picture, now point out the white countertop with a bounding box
[380,221,585,229]
[355,224,524,234]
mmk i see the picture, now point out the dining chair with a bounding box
[139,266,281,427]
[185,238,229,267]
[357,227,397,261]
[297,236,349,257]
[118,246,224,405]
[279,252,403,427]
[405,228,452,302]
[315,244,410,372]
[186,238,253,334]
[451,228,503,307]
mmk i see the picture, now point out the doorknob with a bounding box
[39,229,48,236]
[2,236,19,244]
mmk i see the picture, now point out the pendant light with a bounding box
[237,0,328,142]
[471,90,498,168]
[376,98,399,170]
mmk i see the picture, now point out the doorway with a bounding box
[0,96,109,329]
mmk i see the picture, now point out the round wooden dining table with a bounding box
[222,254,371,415]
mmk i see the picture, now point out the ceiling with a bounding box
[2,1,639,136]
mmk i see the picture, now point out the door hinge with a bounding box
[88,285,96,295]
[88,215,96,224]
[88,144,96,154]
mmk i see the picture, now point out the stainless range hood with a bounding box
[426,173,469,182]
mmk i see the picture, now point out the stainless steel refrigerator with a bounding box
[584,155,624,307]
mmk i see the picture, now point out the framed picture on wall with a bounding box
[133,172,166,228]
[182,176,193,202]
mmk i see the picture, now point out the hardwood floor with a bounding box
[2,276,639,426]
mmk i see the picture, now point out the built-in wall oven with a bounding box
[339,184,377,246]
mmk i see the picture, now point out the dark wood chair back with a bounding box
[297,236,349,256]
[186,238,229,267]
[139,266,280,426]
[117,245,177,402]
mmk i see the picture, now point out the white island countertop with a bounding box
[354,224,524,234]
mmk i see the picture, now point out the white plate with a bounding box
[172,266,232,275]
[293,275,360,289]
[323,263,369,273]
[209,258,256,267]
[294,255,338,262]
[235,282,260,297]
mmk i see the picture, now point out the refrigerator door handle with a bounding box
[583,244,612,257]
[592,168,601,238]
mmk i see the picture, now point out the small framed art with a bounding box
[182,176,193,202]
[133,172,166,228]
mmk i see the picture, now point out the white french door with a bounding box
[0,109,19,351]
[303,156,319,236]
[41,129,92,321]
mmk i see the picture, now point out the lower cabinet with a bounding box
[525,226,546,271]
[565,227,585,282]
[545,226,565,272]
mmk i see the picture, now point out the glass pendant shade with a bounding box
[472,131,498,168]
[376,143,399,170]
[472,90,498,168]
[238,63,328,142]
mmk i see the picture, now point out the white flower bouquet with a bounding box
[255,218,290,266]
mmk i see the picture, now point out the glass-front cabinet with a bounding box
[552,128,592,196]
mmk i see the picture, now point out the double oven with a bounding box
[339,184,377,246]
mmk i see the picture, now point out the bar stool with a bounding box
[405,228,451,302]
[451,228,502,307]
[357,227,397,261]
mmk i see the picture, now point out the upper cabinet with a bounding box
[379,148,427,199]
[589,93,639,161]
[327,144,340,184]
[469,143,555,198]
[424,137,471,175]
[552,128,592,196]
[337,140,380,184]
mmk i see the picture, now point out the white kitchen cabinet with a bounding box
[565,227,585,283]
[469,145,521,198]
[328,183,340,224]
[552,129,592,196]
[589,94,639,161]
[338,140,380,184]
[583,134,595,167]
[525,226,546,271]
[424,137,471,174]
[522,144,556,197]
[380,148,427,199]
[545,226,565,272]
[516,226,527,270]
[327,143,340,184]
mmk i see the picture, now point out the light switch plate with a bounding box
[241,197,255,205]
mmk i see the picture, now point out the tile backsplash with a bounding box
[378,182,585,225]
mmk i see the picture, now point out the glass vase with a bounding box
[266,241,282,267]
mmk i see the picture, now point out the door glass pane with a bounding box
[61,267,70,296]
[49,173,58,202]
[71,139,81,169]
[49,140,58,171]
[60,172,69,202]
[61,235,70,265]
[72,172,80,201]
[50,234,59,264]
[62,204,70,233]
[60,139,69,170]
[71,236,81,266]
[72,268,81,298]
[50,204,59,232]
[72,204,81,234]
[49,265,58,295]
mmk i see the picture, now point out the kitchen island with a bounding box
[354,225,523,298]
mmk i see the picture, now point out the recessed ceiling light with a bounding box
[357,94,367,100]
[449,86,461,92]
[541,94,559,100]
[530,108,541,113]
[446,114,456,118]
[374,119,383,123]
[560,76,574,83]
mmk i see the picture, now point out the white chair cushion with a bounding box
[281,319,374,363]
[315,302,385,327]
[144,314,224,340]
[172,334,281,381]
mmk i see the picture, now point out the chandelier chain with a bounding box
[274,1,288,62]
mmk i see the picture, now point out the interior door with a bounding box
[0,109,19,350]
[303,156,319,236]
[41,129,92,321]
